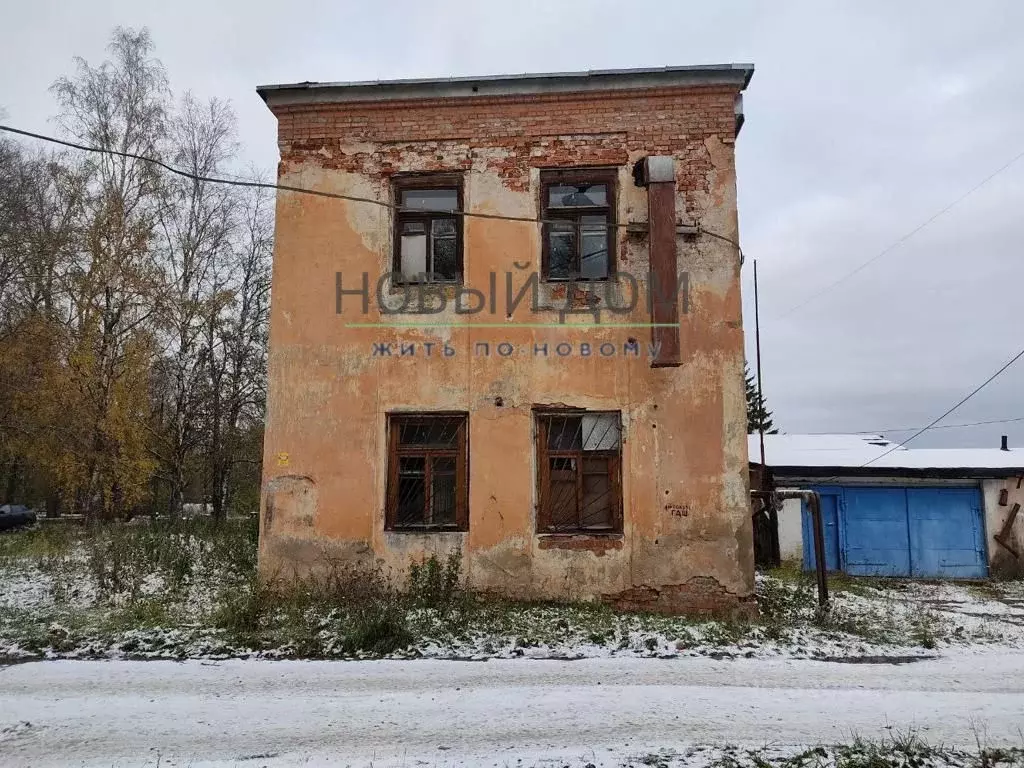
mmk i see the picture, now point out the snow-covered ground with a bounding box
[2,654,1023,767]
[3,525,1024,664]
[4,529,1024,766]
[3,549,1024,661]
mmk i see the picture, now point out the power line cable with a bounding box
[766,358,1024,490]
[776,147,1024,319]
[860,345,1024,467]
[0,124,742,251]
[803,415,1024,435]
[14,120,1020,460]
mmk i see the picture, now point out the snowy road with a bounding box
[2,654,1023,767]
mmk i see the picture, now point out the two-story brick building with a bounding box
[256,65,757,616]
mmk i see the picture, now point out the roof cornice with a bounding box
[257,64,754,108]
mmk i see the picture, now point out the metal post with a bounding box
[770,489,829,608]
[806,491,829,606]
[753,259,766,472]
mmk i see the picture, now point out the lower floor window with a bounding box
[535,410,622,533]
[386,413,468,530]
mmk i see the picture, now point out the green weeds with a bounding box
[0,522,1018,660]
[695,731,1024,768]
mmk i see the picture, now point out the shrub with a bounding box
[340,606,413,656]
[201,516,259,581]
[76,518,258,604]
[83,524,149,600]
[212,561,416,657]
[910,610,939,649]
[407,551,467,616]
[212,574,277,637]
[757,572,814,638]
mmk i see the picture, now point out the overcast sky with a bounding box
[2,0,1021,449]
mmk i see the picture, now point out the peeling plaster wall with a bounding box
[258,86,755,616]
[983,478,1024,578]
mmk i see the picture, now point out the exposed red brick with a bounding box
[606,577,759,619]
[537,535,624,555]
[271,84,737,205]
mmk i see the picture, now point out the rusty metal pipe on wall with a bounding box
[752,488,829,608]
[635,156,681,367]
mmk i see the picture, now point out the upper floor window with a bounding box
[535,410,622,534]
[386,412,468,531]
[393,175,463,284]
[540,169,616,281]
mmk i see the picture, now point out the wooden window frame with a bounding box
[540,168,618,282]
[535,409,623,534]
[392,174,464,285]
[386,412,469,532]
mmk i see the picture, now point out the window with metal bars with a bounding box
[386,413,468,531]
[392,175,463,284]
[540,168,616,281]
[535,410,622,534]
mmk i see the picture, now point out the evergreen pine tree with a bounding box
[745,363,778,434]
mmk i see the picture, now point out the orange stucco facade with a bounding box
[257,66,756,615]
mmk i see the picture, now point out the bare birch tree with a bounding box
[149,93,239,516]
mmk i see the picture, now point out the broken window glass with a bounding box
[547,221,575,280]
[581,413,620,451]
[547,183,608,208]
[400,221,427,281]
[541,171,615,281]
[393,181,462,284]
[536,411,622,534]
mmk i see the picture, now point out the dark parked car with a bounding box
[0,504,36,531]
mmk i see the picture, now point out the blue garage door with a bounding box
[907,488,987,578]
[802,485,987,579]
[843,487,913,577]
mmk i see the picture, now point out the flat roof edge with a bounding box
[758,465,1024,479]
[257,64,754,107]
